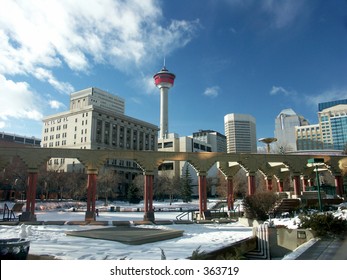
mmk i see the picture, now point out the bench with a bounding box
[2,203,24,221]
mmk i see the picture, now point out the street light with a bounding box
[307,158,324,212]
[258,137,277,153]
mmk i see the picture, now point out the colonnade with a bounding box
[0,147,345,222]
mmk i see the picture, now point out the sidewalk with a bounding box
[295,235,347,260]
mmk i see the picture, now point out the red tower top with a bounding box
[153,66,176,88]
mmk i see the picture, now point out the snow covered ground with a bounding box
[0,199,346,260]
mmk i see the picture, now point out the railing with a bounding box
[228,203,243,218]
[2,203,17,221]
[176,209,198,221]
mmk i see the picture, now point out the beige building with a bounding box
[295,104,347,151]
[158,133,218,196]
[42,87,158,176]
[224,113,257,153]
[296,124,323,150]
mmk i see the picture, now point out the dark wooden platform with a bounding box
[65,226,184,245]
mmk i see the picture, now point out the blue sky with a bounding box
[1,0,347,146]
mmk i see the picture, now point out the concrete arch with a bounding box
[0,147,346,221]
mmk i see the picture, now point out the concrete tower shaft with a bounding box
[153,66,175,139]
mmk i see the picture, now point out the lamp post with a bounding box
[258,137,277,153]
[307,158,324,212]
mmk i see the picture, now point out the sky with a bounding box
[1,0,347,143]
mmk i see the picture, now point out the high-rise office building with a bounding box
[224,113,257,153]
[318,104,347,150]
[192,130,227,152]
[274,108,309,151]
[318,99,347,112]
[295,103,347,151]
[41,87,158,176]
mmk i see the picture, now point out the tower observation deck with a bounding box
[153,66,176,139]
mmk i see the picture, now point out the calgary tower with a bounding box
[153,64,176,139]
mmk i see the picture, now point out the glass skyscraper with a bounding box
[329,110,347,150]
[318,99,347,112]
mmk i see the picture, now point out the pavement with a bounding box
[295,235,347,260]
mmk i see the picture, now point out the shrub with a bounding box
[298,212,347,237]
[242,192,279,221]
[190,246,207,260]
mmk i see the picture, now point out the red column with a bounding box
[247,173,256,195]
[86,176,92,212]
[334,175,343,197]
[277,180,284,192]
[21,170,38,221]
[27,172,38,215]
[226,176,234,211]
[86,173,97,212]
[293,175,301,196]
[149,175,153,212]
[85,171,97,221]
[25,176,32,213]
[198,174,207,215]
[144,175,149,213]
[301,176,309,192]
[309,179,314,187]
[144,174,154,221]
[91,174,97,213]
[266,177,273,191]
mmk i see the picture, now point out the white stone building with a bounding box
[41,87,158,178]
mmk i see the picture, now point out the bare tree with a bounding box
[233,169,248,198]
[215,170,227,198]
[38,161,67,200]
[273,143,293,154]
[65,172,87,200]
[97,169,121,205]
[133,174,144,197]
[0,156,28,200]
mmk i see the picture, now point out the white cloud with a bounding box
[34,68,75,94]
[204,86,220,98]
[0,75,43,128]
[139,74,158,95]
[224,0,308,30]
[270,86,347,109]
[261,0,307,29]
[304,88,347,107]
[49,100,66,110]
[130,97,142,105]
[270,86,294,96]
[0,0,199,93]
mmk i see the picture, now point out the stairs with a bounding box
[244,224,270,259]
[272,198,301,217]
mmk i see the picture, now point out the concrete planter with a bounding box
[268,227,315,258]
[238,217,264,227]
[0,238,30,260]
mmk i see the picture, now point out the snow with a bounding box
[0,199,346,260]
